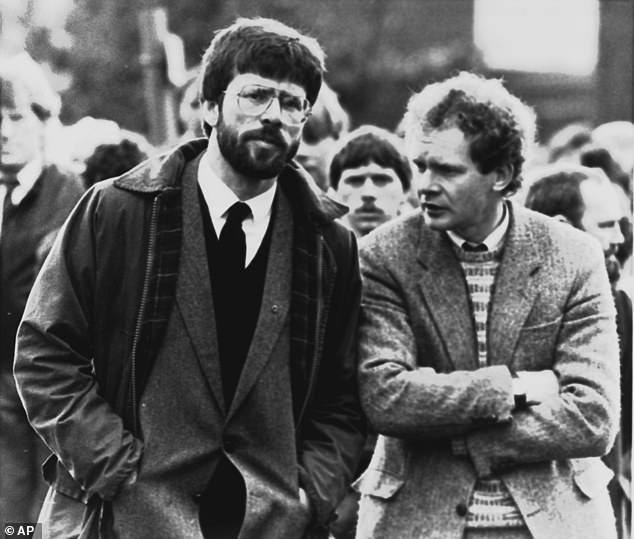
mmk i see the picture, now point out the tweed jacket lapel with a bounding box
[416,216,477,371]
[227,188,293,421]
[176,154,226,415]
[487,202,542,367]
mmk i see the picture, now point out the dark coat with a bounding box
[14,140,365,538]
[0,163,84,368]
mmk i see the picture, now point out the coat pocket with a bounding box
[352,468,404,500]
[572,458,614,499]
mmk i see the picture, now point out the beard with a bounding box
[216,113,299,180]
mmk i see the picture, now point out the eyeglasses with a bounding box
[224,84,311,125]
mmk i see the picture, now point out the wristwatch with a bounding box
[512,374,527,410]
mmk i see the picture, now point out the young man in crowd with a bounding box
[329,125,412,238]
[355,72,620,539]
[0,59,84,524]
[14,18,364,539]
[525,165,631,539]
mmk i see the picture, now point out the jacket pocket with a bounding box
[572,458,614,499]
[352,468,404,500]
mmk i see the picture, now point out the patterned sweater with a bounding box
[454,243,526,529]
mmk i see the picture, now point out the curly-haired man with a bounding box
[354,72,620,539]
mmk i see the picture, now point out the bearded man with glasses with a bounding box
[14,17,365,539]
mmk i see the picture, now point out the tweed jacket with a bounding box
[14,140,365,538]
[354,202,620,539]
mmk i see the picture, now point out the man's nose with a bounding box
[609,222,625,246]
[360,178,378,199]
[260,98,283,124]
[416,170,437,193]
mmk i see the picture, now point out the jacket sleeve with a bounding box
[298,228,366,528]
[465,240,620,477]
[358,242,515,440]
[14,186,143,501]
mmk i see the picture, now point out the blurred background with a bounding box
[0,0,632,149]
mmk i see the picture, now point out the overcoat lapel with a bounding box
[175,155,226,415]
[416,219,477,371]
[487,204,542,366]
[228,189,293,420]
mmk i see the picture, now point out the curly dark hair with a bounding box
[82,139,148,187]
[403,72,536,196]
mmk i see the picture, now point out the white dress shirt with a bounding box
[0,159,43,239]
[197,154,277,267]
[446,202,510,251]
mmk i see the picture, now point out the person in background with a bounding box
[546,122,593,165]
[355,71,620,539]
[14,17,364,539]
[296,81,350,192]
[325,124,411,539]
[82,137,150,188]
[524,164,631,539]
[329,125,411,238]
[177,71,205,142]
[592,121,634,183]
[0,58,84,523]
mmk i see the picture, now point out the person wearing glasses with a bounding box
[14,17,365,539]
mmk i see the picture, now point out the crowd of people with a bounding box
[0,15,632,539]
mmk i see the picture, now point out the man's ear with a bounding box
[202,101,219,128]
[491,164,514,193]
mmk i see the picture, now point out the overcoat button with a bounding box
[271,305,279,314]
[456,502,468,517]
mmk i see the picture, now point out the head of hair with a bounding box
[403,71,536,196]
[524,165,608,230]
[329,125,412,191]
[198,17,325,136]
[0,55,61,122]
[82,138,149,187]
[546,123,593,163]
[301,81,349,144]
[579,145,631,196]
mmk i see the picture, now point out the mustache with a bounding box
[242,127,286,148]
[354,202,385,215]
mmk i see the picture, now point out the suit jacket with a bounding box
[354,202,620,539]
[14,140,364,538]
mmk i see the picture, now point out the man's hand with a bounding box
[515,370,559,406]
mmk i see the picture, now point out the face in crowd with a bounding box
[337,163,405,236]
[204,73,309,180]
[408,126,510,243]
[403,72,536,243]
[524,166,626,284]
[0,78,46,174]
[579,177,625,282]
[329,126,411,237]
[198,18,324,184]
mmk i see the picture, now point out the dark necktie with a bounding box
[462,242,488,252]
[1,175,19,218]
[219,201,251,273]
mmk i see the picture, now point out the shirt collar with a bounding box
[197,151,277,227]
[10,159,44,205]
[446,202,510,251]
